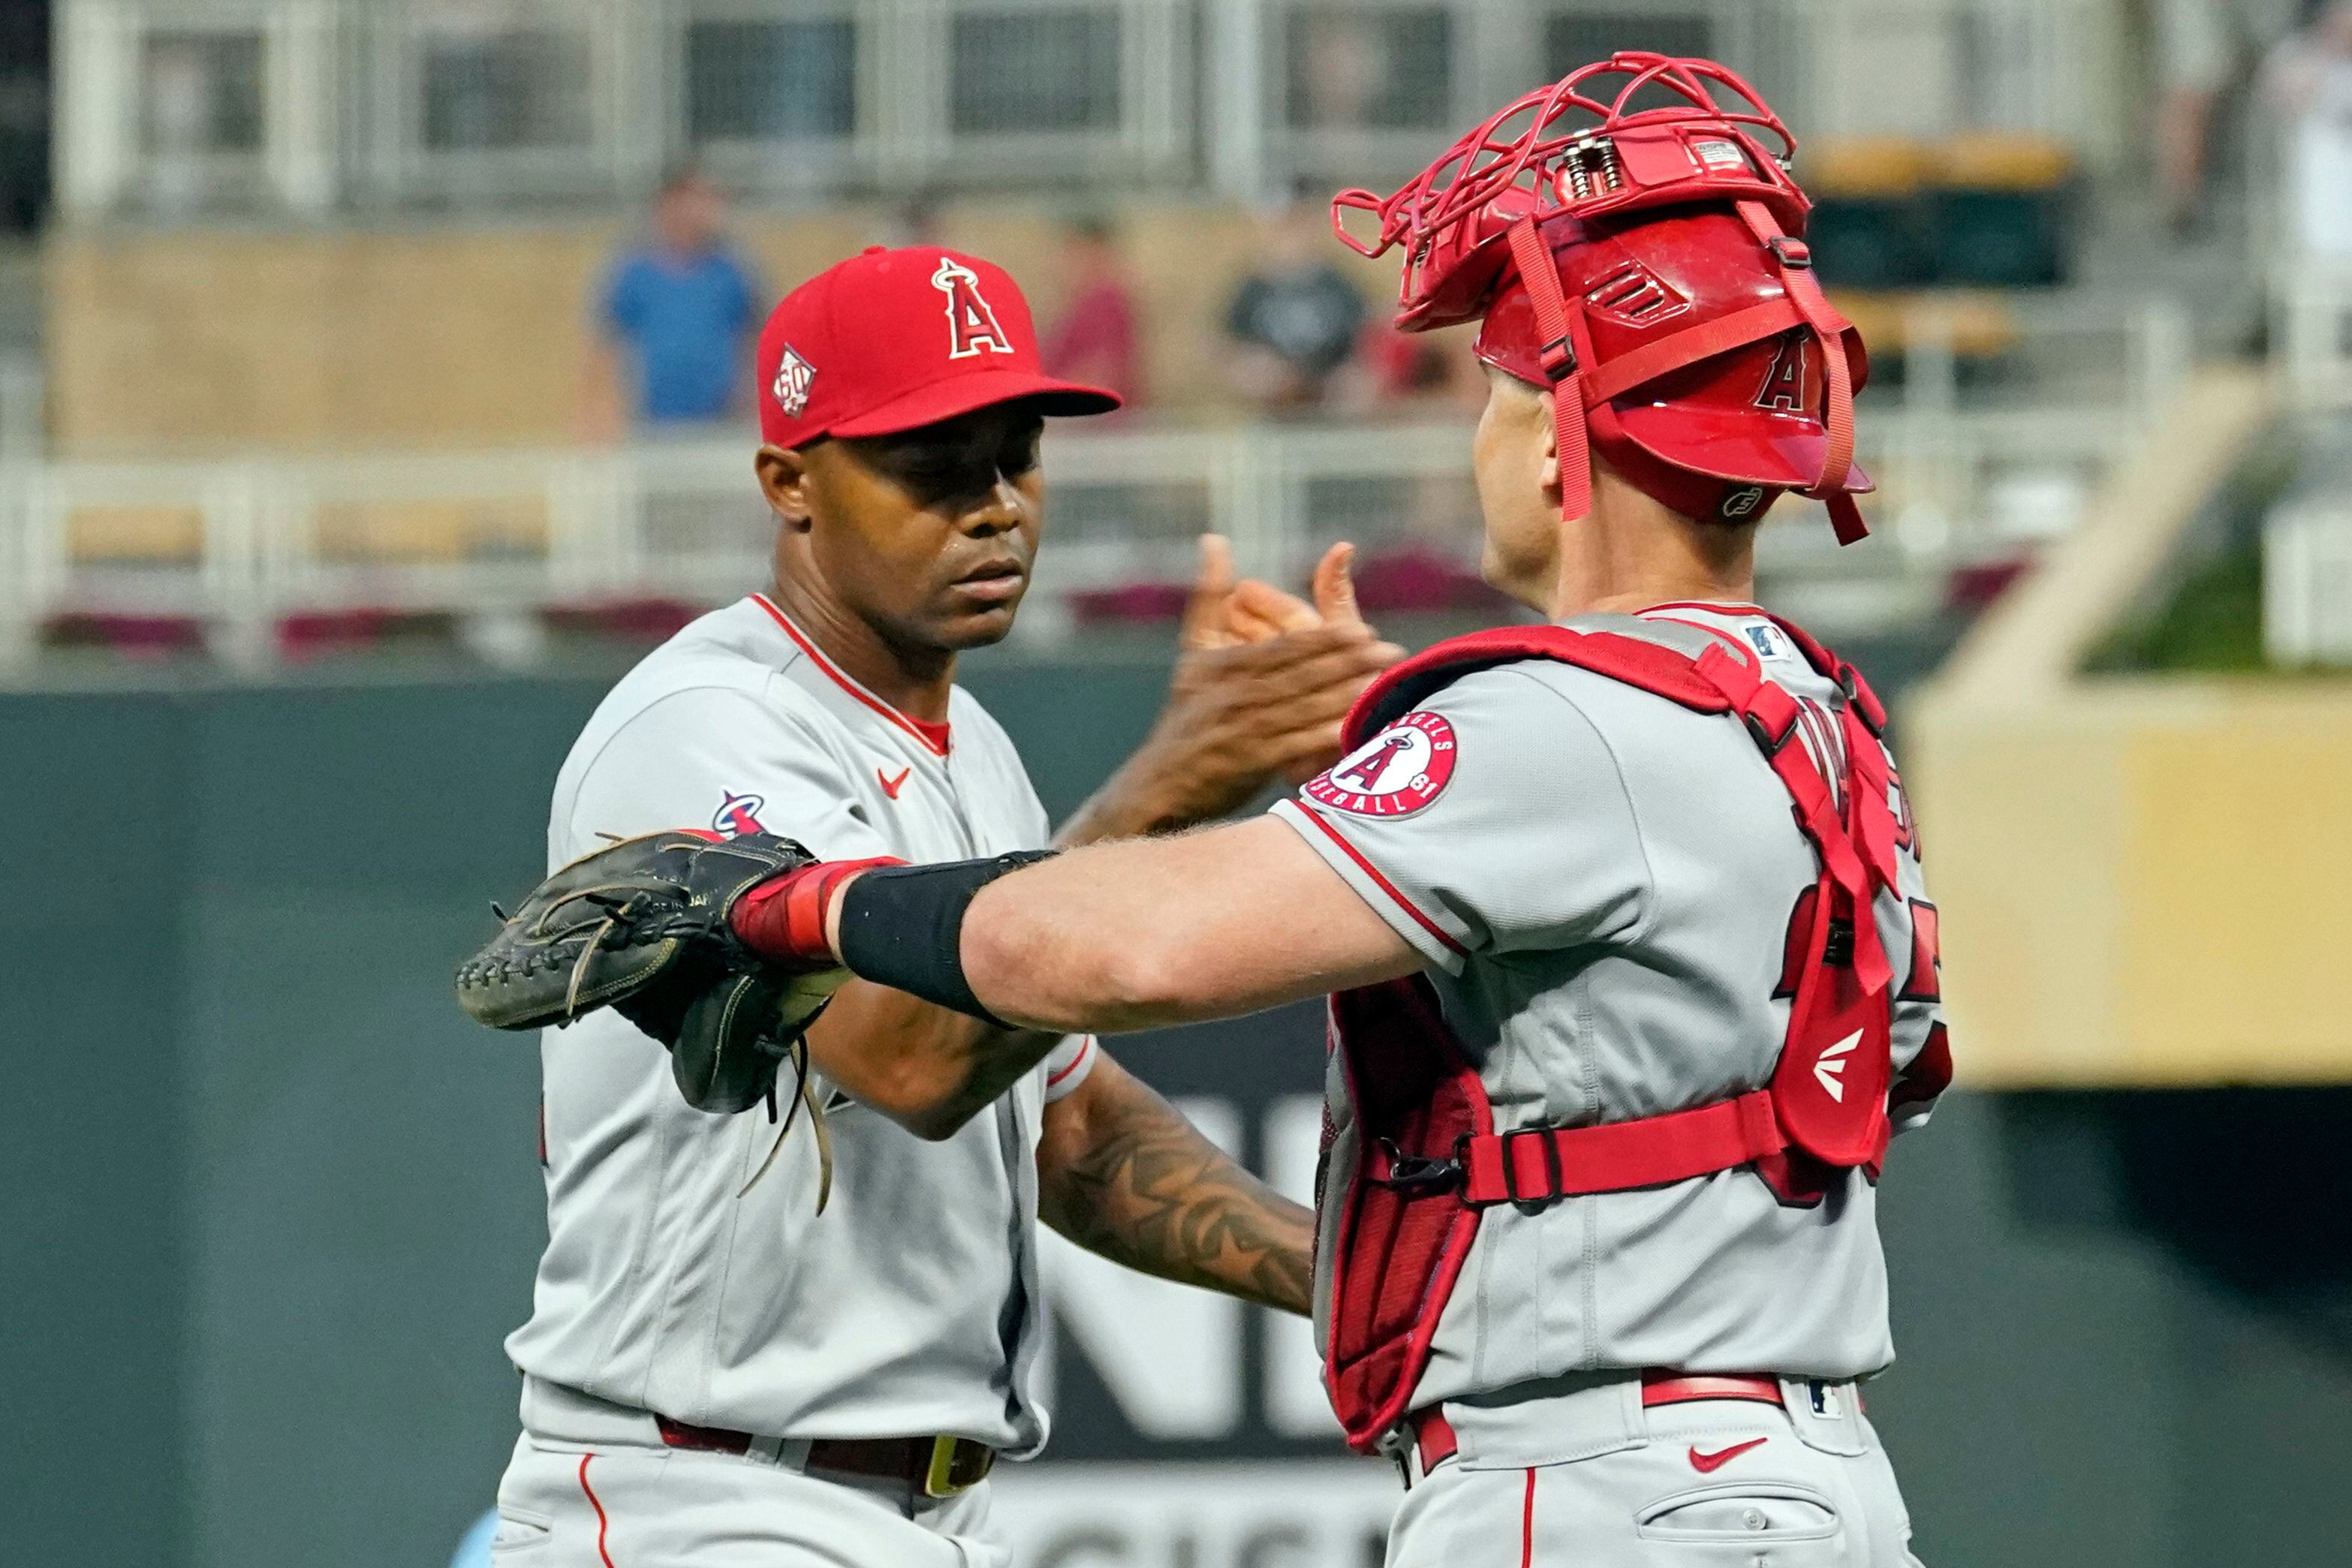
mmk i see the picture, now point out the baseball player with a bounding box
[483,245,1398,1565]
[470,55,1955,1565]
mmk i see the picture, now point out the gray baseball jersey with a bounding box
[1271,602,1944,1406]
[504,593,1095,1454]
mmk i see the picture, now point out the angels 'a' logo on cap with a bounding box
[772,345,818,418]
[932,257,1015,360]
[1304,712,1458,817]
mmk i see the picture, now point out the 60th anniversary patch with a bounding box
[1304,711,1458,817]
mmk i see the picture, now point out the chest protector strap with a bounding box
[1318,619,1905,1452]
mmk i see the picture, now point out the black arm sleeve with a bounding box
[833,851,1056,1026]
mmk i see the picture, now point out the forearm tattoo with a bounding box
[1041,1067,1315,1316]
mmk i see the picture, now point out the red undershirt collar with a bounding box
[749,593,953,756]
[1632,599,1765,618]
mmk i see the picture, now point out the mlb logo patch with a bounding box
[772,346,818,418]
[1745,623,1789,661]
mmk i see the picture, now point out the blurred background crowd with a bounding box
[1,0,2346,664]
[3,0,2352,661]
[6,5,2352,1568]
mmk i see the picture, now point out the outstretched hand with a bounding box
[1177,532,1245,649]
[1059,537,1404,844]
[1222,540,1369,646]
[1218,540,1389,784]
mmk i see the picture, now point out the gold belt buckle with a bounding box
[922,1434,994,1499]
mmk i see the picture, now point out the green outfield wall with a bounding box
[4,646,2348,1568]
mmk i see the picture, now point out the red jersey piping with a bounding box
[577,1454,616,1568]
[750,594,953,755]
[1047,1037,1095,1088]
[1288,802,1468,958]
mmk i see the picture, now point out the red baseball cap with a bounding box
[757,245,1121,447]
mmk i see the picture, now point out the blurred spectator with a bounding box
[2268,0,2352,256]
[581,167,763,442]
[1287,8,1450,132]
[1356,321,1486,417]
[1295,11,1383,128]
[2155,0,2313,233]
[1223,204,1369,413]
[1041,215,1143,408]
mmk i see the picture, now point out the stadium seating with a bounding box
[5,0,2211,671]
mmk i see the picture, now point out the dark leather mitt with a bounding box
[455,830,848,1115]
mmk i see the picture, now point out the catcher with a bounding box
[465,56,1950,1565]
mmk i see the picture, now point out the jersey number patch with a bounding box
[1304,712,1457,817]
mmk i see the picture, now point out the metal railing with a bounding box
[0,291,2187,669]
[2265,492,2352,668]
[56,0,341,216]
[1803,0,2126,165]
[0,356,41,464]
[2273,265,2352,410]
[1256,0,1816,195]
[350,0,655,208]
[53,0,2125,218]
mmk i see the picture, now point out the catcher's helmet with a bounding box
[1333,53,1871,541]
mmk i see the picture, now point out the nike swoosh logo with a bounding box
[878,767,911,800]
[1688,1438,1768,1473]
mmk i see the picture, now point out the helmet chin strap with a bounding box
[1733,200,1866,545]
[1504,215,1592,525]
[1500,208,1870,546]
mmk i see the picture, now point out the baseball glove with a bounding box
[455,830,848,1118]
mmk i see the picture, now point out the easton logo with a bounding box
[1754,333,1808,412]
[712,791,768,838]
[771,345,818,417]
[932,257,1015,359]
[1814,1027,1863,1101]
[1303,712,1457,818]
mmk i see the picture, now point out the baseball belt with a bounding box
[656,1416,996,1498]
[1405,1371,1787,1481]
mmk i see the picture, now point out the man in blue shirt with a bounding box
[583,167,763,438]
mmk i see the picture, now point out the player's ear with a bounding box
[755,444,816,532]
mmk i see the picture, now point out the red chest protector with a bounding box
[1316,616,1920,1454]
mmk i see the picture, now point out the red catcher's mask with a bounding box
[1332,53,1873,541]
